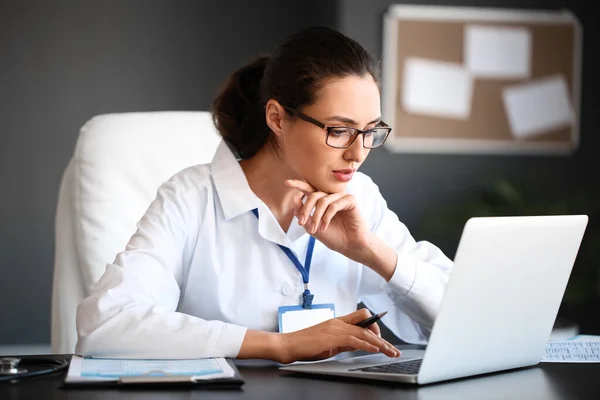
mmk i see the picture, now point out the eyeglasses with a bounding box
[283,106,391,149]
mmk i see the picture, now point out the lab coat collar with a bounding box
[211,140,260,221]
[210,140,307,249]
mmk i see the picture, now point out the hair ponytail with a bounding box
[212,27,380,159]
[211,56,271,159]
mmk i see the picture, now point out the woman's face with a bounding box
[278,74,381,193]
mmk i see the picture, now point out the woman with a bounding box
[75,26,453,364]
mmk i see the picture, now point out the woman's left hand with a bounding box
[285,179,372,258]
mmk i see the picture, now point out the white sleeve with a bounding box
[357,177,454,344]
[75,172,247,359]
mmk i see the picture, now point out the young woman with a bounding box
[75,27,453,364]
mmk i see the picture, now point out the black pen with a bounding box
[355,311,388,328]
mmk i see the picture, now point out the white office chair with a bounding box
[51,111,222,354]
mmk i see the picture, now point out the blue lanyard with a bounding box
[252,208,316,309]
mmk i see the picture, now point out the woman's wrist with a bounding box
[238,329,286,363]
[348,233,397,282]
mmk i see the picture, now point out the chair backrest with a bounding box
[51,111,221,354]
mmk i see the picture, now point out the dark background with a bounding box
[0,0,597,346]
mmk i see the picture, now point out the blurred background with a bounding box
[0,0,598,353]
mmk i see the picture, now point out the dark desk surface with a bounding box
[2,350,599,399]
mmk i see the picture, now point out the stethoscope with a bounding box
[0,356,70,382]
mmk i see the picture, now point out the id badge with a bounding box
[278,304,336,333]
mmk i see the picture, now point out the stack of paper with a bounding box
[65,355,236,384]
[542,339,600,363]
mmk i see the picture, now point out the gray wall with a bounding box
[0,0,597,345]
[0,0,336,345]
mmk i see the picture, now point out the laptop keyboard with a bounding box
[350,358,422,374]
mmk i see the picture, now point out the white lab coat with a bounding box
[75,140,454,359]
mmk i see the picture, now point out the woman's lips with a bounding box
[332,169,355,182]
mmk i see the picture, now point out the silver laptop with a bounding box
[280,215,588,385]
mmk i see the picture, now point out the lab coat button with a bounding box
[281,284,295,296]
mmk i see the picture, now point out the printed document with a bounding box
[542,341,600,363]
[66,355,235,382]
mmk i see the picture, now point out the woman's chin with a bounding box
[301,174,350,194]
[317,179,349,194]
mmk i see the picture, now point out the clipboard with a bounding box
[60,357,245,390]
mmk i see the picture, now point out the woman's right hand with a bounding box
[276,308,401,364]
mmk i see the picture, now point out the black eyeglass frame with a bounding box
[283,106,392,149]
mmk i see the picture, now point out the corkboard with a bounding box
[381,5,582,155]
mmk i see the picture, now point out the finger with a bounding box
[352,327,399,358]
[309,193,346,234]
[285,179,316,194]
[343,336,380,354]
[298,192,327,226]
[338,308,372,325]
[364,329,400,357]
[367,321,382,337]
[338,310,401,358]
[335,311,401,358]
[320,195,357,232]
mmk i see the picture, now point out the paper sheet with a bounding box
[502,74,574,138]
[541,341,600,363]
[65,355,235,382]
[464,25,532,79]
[401,57,473,120]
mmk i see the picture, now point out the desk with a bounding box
[2,351,599,399]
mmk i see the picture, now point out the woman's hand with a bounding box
[276,308,401,364]
[285,179,372,257]
[285,179,398,281]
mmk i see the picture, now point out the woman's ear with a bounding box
[265,99,286,138]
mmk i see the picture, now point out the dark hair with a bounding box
[211,26,380,159]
